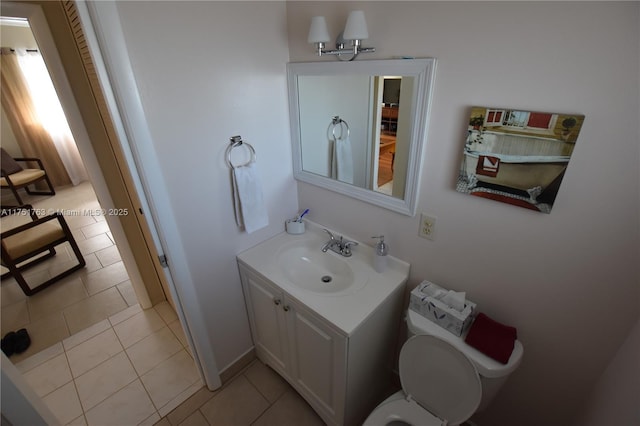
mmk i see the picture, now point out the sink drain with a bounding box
[321,275,332,283]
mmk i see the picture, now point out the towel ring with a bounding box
[327,116,350,140]
[225,135,256,169]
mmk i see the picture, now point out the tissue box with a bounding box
[409,281,477,336]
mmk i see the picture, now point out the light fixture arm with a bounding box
[314,33,375,61]
[308,11,375,61]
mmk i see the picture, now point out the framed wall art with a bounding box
[456,106,584,213]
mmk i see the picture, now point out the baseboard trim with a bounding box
[219,347,256,384]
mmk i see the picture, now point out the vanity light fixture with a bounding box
[307,10,375,61]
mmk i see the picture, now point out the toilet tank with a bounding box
[406,309,523,411]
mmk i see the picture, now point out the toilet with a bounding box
[364,309,524,426]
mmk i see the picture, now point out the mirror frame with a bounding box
[287,58,436,216]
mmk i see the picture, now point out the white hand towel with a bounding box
[332,136,354,184]
[232,163,268,233]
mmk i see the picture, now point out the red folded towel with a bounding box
[464,313,517,364]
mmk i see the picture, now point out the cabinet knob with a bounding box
[273,298,281,306]
[283,305,290,312]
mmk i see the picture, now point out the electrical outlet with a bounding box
[419,213,436,240]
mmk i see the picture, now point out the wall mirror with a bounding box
[287,59,436,216]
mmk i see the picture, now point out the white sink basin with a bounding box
[237,220,410,334]
[277,239,368,295]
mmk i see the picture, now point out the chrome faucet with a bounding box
[321,229,358,257]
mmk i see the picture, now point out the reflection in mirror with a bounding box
[287,59,436,216]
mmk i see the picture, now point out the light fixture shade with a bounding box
[343,10,369,40]
[308,16,330,43]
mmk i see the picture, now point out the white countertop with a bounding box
[237,220,410,335]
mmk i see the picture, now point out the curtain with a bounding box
[1,48,87,186]
[527,112,553,129]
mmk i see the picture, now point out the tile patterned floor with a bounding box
[15,303,202,425]
[1,182,139,362]
[2,183,201,424]
[154,359,325,426]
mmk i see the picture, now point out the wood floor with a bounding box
[378,152,394,187]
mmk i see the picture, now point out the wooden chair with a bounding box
[1,148,55,206]
[1,205,85,296]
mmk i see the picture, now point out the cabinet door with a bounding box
[240,268,289,375]
[285,298,346,422]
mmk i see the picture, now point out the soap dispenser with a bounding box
[371,236,388,273]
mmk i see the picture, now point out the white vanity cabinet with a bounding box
[238,260,406,426]
[240,266,290,375]
[239,265,347,422]
[237,224,409,425]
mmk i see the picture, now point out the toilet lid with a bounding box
[399,335,482,425]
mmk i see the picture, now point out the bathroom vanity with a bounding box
[237,222,409,425]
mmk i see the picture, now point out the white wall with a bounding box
[573,317,640,426]
[114,1,298,372]
[287,2,640,425]
[0,22,37,48]
[298,74,370,185]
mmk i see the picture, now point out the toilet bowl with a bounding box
[364,310,524,426]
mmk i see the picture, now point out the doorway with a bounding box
[0,14,150,359]
[1,2,204,423]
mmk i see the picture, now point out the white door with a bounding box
[242,269,289,375]
[285,298,346,420]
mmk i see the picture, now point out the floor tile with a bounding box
[252,389,325,426]
[77,233,113,256]
[1,300,30,335]
[63,287,128,335]
[80,221,110,240]
[27,276,88,322]
[66,328,123,378]
[47,255,88,280]
[62,319,111,351]
[168,320,188,348]
[113,308,165,348]
[85,379,156,426]
[165,386,216,425]
[178,410,209,426]
[10,312,70,363]
[22,353,72,398]
[19,269,51,291]
[75,351,138,411]
[244,360,290,403]
[126,327,182,376]
[95,245,122,267]
[108,303,142,326]
[82,261,130,295]
[71,227,87,242]
[1,278,27,308]
[139,412,161,426]
[65,214,100,231]
[15,342,64,374]
[141,350,201,410]
[153,418,171,426]
[78,253,103,274]
[42,381,83,425]
[117,280,138,306]
[154,301,178,325]
[158,380,204,418]
[67,414,87,426]
[199,375,269,426]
